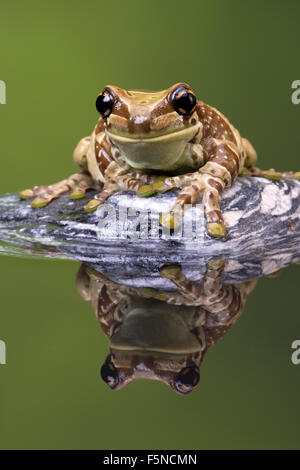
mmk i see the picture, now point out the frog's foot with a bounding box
[20,173,95,208]
[159,173,227,239]
[202,256,227,295]
[84,168,161,212]
[241,167,300,181]
[85,181,118,212]
[160,264,182,279]
[137,176,175,198]
[206,255,227,270]
[69,175,97,200]
[160,264,205,304]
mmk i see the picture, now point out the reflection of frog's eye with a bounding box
[96,91,114,118]
[172,87,196,116]
[100,360,119,389]
[174,365,200,394]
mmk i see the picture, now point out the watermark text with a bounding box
[0,80,6,104]
[291,340,300,365]
[291,80,300,104]
[95,202,205,250]
[0,340,6,365]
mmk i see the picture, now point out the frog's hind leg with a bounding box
[73,136,91,171]
[160,257,226,306]
[160,264,205,304]
[242,137,257,168]
[20,172,96,208]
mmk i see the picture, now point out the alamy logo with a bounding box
[0,80,6,104]
[291,340,300,365]
[0,340,6,365]
[95,202,205,250]
[291,80,300,105]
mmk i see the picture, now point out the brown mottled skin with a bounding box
[76,260,257,394]
[20,83,261,238]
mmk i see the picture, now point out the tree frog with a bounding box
[76,260,257,394]
[20,83,258,238]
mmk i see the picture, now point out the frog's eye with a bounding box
[100,359,119,389]
[96,90,115,118]
[171,86,196,116]
[174,365,200,394]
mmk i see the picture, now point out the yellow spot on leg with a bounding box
[206,222,227,239]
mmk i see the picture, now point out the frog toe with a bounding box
[159,213,181,230]
[207,256,227,270]
[19,189,34,200]
[30,197,48,208]
[137,185,158,198]
[206,222,227,239]
[70,189,86,200]
[85,199,102,212]
[262,170,281,181]
[160,264,181,279]
[294,172,300,181]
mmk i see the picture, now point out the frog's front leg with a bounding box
[160,256,226,306]
[160,138,242,238]
[85,161,156,212]
[20,136,97,207]
[20,172,97,208]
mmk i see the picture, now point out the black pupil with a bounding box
[175,366,200,393]
[96,91,114,118]
[100,362,118,388]
[172,87,196,115]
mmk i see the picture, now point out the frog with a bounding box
[76,259,257,394]
[20,82,259,238]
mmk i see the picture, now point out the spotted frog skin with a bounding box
[20,82,260,238]
[76,260,257,394]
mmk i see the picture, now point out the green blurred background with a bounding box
[0,0,299,450]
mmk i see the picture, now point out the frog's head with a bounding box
[99,298,203,395]
[95,83,201,171]
[100,354,201,395]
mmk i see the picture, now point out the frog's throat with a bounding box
[107,123,201,171]
[109,307,203,356]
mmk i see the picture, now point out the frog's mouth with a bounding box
[107,122,200,143]
[106,123,201,170]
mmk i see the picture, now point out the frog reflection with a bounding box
[76,259,257,395]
